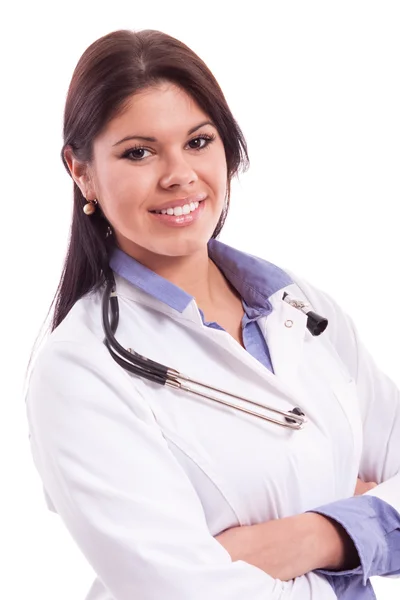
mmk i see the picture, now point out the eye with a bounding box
[122,147,152,161]
[187,133,216,151]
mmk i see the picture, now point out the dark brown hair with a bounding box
[53,29,249,330]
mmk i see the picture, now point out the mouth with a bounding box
[149,199,205,217]
[148,192,207,213]
[148,198,206,228]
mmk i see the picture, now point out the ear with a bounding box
[63,146,96,200]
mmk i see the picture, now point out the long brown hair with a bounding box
[53,29,249,330]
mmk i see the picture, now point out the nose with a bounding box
[158,152,198,190]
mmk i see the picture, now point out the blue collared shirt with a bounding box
[110,239,293,372]
[110,238,400,599]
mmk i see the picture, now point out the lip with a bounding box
[148,193,207,212]
[150,198,206,227]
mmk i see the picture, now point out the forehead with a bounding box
[99,82,209,143]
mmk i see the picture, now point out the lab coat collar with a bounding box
[113,269,309,404]
[110,244,310,400]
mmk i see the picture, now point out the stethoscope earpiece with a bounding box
[285,406,306,425]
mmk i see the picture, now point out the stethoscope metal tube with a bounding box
[102,278,309,430]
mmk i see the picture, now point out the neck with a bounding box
[118,243,231,310]
[151,250,217,306]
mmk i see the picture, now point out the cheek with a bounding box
[97,163,152,218]
[183,150,227,214]
[210,151,228,197]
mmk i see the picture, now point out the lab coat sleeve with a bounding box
[291,276,400,581]
[25,339,334,600]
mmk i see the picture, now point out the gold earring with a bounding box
[83,199,98,215]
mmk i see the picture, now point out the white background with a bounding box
[1,1,400,598]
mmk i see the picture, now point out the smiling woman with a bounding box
[56,29,249,329]
[65,83,227,257]
[25,28,400,600]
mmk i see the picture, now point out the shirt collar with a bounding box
[109,239,292,313]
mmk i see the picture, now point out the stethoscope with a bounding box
[102,277,328,431]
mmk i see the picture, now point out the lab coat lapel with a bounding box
[182,293,308,406]
[115,275,308,404]
[259,289,308,384]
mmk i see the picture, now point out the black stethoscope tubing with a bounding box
[101,276,319,430]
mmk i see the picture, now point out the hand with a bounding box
[354,477,378,495]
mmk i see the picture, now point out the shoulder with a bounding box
[26,286,157,429]
[27,287,111,396]
[50,286,105,346]
[286,270,356,335]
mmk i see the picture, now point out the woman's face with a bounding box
[76,82,228,262]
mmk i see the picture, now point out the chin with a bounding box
[151,235,210,258]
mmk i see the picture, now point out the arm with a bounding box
[26,339,337,600]
[294,277,400,583]
[214,479,376,581]
[215,511,359,582]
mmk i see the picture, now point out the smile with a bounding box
[150,200,202,216]
[149,199,206,228]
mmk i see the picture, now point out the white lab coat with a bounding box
[26,270,400,600]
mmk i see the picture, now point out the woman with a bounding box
[26,29,400,599]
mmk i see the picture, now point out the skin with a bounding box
[65,81,378,581]
[65,81,237,319]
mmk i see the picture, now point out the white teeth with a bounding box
[154,201,202,216]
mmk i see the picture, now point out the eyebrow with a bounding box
[112,121,216,147]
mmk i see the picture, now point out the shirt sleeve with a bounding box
[291,276,400,584]
[25,339,334,600]
[310,495,400,582]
